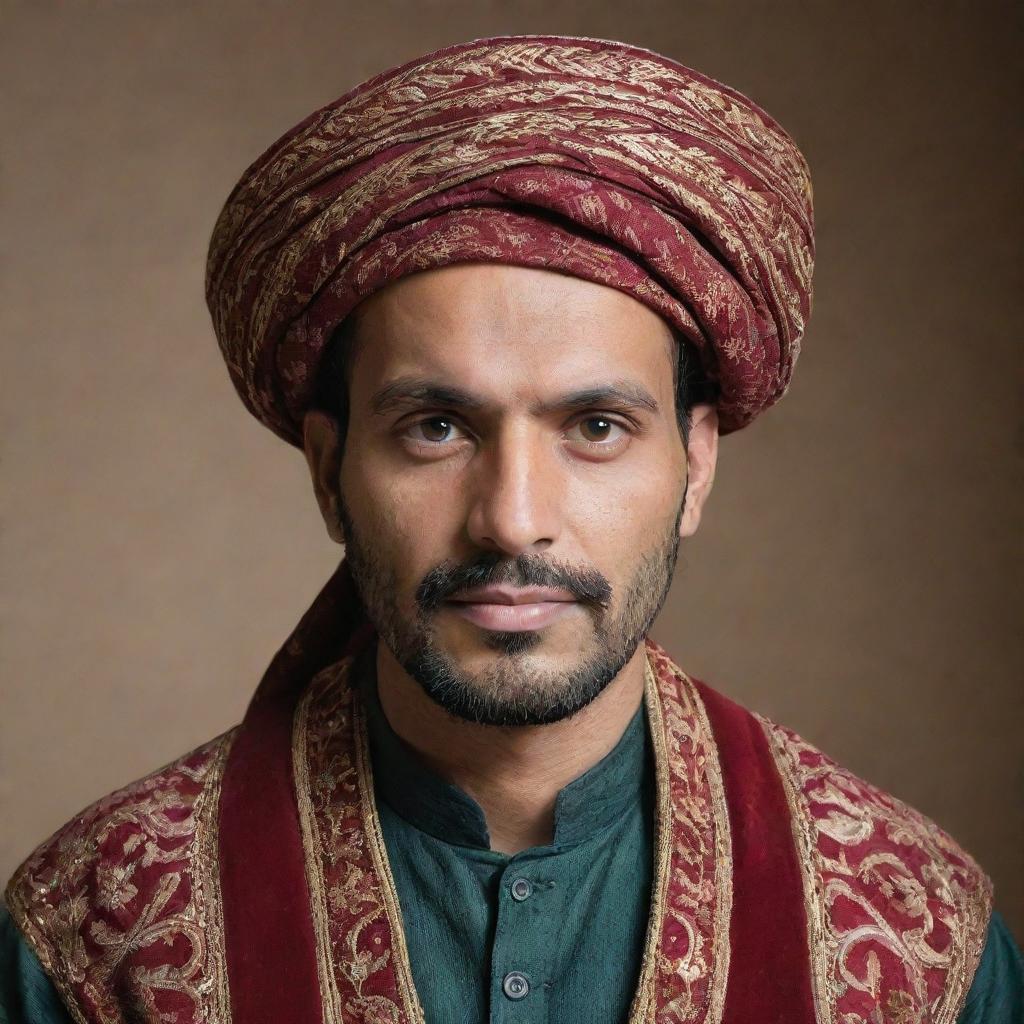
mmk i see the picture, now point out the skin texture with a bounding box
[304,263,718,853]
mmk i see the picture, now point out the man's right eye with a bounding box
[403,416,468,446]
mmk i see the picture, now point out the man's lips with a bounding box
[447,585,577,605]
[445,587,578,631]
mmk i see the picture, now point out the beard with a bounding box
[337,488,685,727]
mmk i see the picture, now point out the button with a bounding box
[502,971,530,1000]
[510,877,533,901]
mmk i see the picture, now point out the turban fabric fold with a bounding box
[205,34,814,442]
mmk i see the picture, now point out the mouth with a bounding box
[444,598,577,632]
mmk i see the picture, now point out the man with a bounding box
[1,33,1019,1024]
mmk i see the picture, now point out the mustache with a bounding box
[415,552,612,612]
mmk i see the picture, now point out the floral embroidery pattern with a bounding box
[762,718,992,1023]
[5,733,234,1024]
[294,661,421,1023]
[635,638,732,1023]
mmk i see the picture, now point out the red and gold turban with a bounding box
[205,34,814,442]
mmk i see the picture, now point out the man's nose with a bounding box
[464,426,562,556]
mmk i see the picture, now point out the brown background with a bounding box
[3,1,1022,939]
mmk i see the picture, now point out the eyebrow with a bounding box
[370,376,661,417]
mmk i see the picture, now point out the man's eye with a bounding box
[405,416,466,444]
[568,416,631,447]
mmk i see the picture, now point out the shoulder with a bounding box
[757,712,994,1022]
[4,729,236,1022]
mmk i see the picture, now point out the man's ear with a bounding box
[679,402,719,540]
[302,410,345,544]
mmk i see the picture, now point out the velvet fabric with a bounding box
[218,560,372,1024]
[695,679,818,1023]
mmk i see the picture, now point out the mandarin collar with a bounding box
[354,641,650,851]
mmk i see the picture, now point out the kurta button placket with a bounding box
[502,971,531,1000]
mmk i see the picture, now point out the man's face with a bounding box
[308,263,713,727]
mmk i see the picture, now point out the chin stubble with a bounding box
[338,488,685,726]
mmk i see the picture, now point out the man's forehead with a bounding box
[356,263,671,338]
[347,264,677,389]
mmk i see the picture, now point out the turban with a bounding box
[205,34,814,442]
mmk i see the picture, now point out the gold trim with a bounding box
[192,729,235,1023]
[947,899,994,1024]
[681,665,733,1024]
[293,662,346,1024]
[942,905,991,1024]
[294,653,426,1022]
[626,652,676,1022]
[352,688,427,1022]
[757,714,832,1023]
[625,650,733,1024]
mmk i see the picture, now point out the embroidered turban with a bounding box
[205,34,814,442]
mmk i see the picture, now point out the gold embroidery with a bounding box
[215,95,803,348]
[294,659,425,1023]
[5,732,235,1024]
[628,639,732,1024]
[629,651,676,1022]
[193,734,233,1022]
[293,664,357,1023]
[688,661,733,1024]
[8,624,991,1024]
[761,717,992,1023]
[352,697,423,1019]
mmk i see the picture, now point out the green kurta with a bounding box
[2,647,1021,1021]
[357,643,655,1022]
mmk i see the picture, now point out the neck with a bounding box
[375,643,647,855]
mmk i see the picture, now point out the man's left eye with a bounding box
[569,416,631,446]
